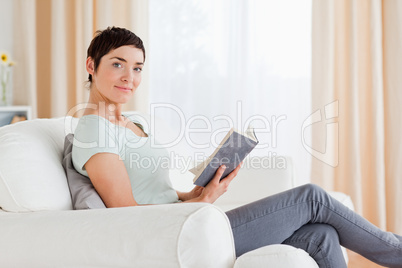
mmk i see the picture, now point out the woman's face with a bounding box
[87,45,144,104]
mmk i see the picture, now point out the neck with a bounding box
[84,88,124,122]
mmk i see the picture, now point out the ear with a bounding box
[86,57,95,75]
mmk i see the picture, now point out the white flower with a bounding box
[0,51,16,67]
[0,50,15,104]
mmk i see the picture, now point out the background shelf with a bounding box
[0,106,32,127]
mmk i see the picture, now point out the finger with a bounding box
[230,163,241,177]
[223,164,241,183]
[212,165,226,184]
[235,162,242,171]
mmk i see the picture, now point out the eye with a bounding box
[134,67,142,72]
[113,62,122,68]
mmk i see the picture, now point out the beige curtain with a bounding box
[312,0,402,234]
[12,0,149,119]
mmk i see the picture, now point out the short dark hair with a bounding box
[86,26,146,82]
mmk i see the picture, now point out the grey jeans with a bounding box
[226,184,402,268]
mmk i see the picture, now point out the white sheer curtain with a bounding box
[149,0,312,182]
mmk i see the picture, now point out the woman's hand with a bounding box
[177,186,204,201]
[184,162,242,204]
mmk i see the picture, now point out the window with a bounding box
[149,0,312,183]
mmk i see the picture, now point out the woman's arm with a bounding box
[84,152,139,208]
[86,152,240,207]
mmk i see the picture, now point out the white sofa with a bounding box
[0,116,353,267]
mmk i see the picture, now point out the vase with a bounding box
[0,65,13,106]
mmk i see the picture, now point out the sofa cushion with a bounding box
[0,118,75,212]
[234,244,319,268]
[62,133,106,209]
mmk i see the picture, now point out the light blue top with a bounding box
[72,114,179,205]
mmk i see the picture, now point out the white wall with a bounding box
[0,0,14,56]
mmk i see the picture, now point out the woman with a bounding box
[72,27,402,268]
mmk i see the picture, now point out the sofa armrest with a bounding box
[0,203,235,268]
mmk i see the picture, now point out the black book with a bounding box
[190,127,259,187]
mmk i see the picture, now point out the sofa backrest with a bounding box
[0,113,177,212]
[0,117,77,212]
[0,115,295,213]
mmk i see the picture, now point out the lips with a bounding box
[115,86,132,92]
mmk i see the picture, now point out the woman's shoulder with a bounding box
[74,114,117,140]
[72,114,121,173]
[77,114,118,128]
[122,113,150,134]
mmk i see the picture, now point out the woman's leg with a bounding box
[226,184,402,267]
[282,223,346,268]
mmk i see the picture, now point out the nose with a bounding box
[122,69,135,83]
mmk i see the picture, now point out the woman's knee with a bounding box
[293,223,338,240]
[283,224,340,247]
[308,224,339,242]
[304,183,324,192]
[283,224,346,268]
[297,183,326,198]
